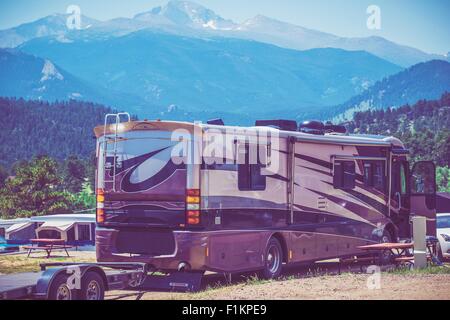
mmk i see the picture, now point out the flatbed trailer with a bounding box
[0,262,203,300]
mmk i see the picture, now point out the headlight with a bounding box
[441,234,450,242]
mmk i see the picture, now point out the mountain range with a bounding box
[0,48,144,109]
[0,0,449,124]
[0,48,102,103]
[0,0,447,68]
[17,30,402,120]
[332,60,450,122]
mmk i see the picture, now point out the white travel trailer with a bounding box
[94,116,436,279]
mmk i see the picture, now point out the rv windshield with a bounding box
[437,215,450,229]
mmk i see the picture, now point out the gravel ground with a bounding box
[2,251,449,300]
[107,264,450,300]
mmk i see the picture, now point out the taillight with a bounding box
[186,189,201,225]
[96,188,105,224]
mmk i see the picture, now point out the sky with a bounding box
[0,0,449,54]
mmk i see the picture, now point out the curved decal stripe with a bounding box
[122,161,185,193]
[320,180,388,216]
[116,147,186,193]
[305,188,375,226]
[297,165,331,177]
[205,196,286,210]
[295,154,333,170]
[355,180,387,199]
[108,147,170,177]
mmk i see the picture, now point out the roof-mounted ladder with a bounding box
[103,113,131,192]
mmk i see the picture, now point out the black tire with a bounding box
[381,229,393,243]
[48,274,79,300]
[379,230,394,265]
[261,238,283,280]
[436,242,444,262]
[79,271,105,301]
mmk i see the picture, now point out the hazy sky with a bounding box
[0,0,449,54]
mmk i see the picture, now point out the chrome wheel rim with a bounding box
[267,245,281,274]
[86,280,100,300]
[56,284,72,300]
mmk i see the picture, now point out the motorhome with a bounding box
[94,115,436,279]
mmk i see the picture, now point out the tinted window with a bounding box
[363,161,386,193]
[238,143,267,191]
[400,163,407,195]
[334,160,355,190]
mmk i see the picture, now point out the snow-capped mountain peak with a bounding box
[40,60,64,82]
[135,0,237,30]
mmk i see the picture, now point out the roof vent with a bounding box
[324,122,347,134]
[207,118,225,126]
[255,120,298,132]
[299,121,325,135]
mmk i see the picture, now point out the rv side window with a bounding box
[333,160,355,190]
[238,144,266,191]
[363,161,386,193]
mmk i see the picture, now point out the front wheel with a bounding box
[379,230,394,265]
[261,238,283,280]
[436,242,444,261]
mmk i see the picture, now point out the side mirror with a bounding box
[410,161,436,195]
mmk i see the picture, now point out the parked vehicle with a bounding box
[94,114,437,279]
[436,213,450,260]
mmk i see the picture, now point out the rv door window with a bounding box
[363,161,386,193]
[333,160,356,190]
[238,143,267,191]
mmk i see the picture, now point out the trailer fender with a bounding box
[36,265,108,299]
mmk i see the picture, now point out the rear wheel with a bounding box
[261,238,283,280]
[48,274,78,300]
[79,272,105,301]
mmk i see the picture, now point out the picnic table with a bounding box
[24,239,73,259]
[357,240,440,268]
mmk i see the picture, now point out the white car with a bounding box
[437,213,450,261]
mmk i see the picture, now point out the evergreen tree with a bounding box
[344,92,450,192]
[0,156,72,218]
[0,165,7,188]
[61,155,86,193]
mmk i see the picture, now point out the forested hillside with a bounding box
[0,98,122,218]
[332,60,450,122]
[0,97,116,168]
[345,92,450,191]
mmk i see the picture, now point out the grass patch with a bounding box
[388,265,450,275]
[0,253,96,274]
[245,275,271,286]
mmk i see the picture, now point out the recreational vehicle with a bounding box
[94,115,436,279]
